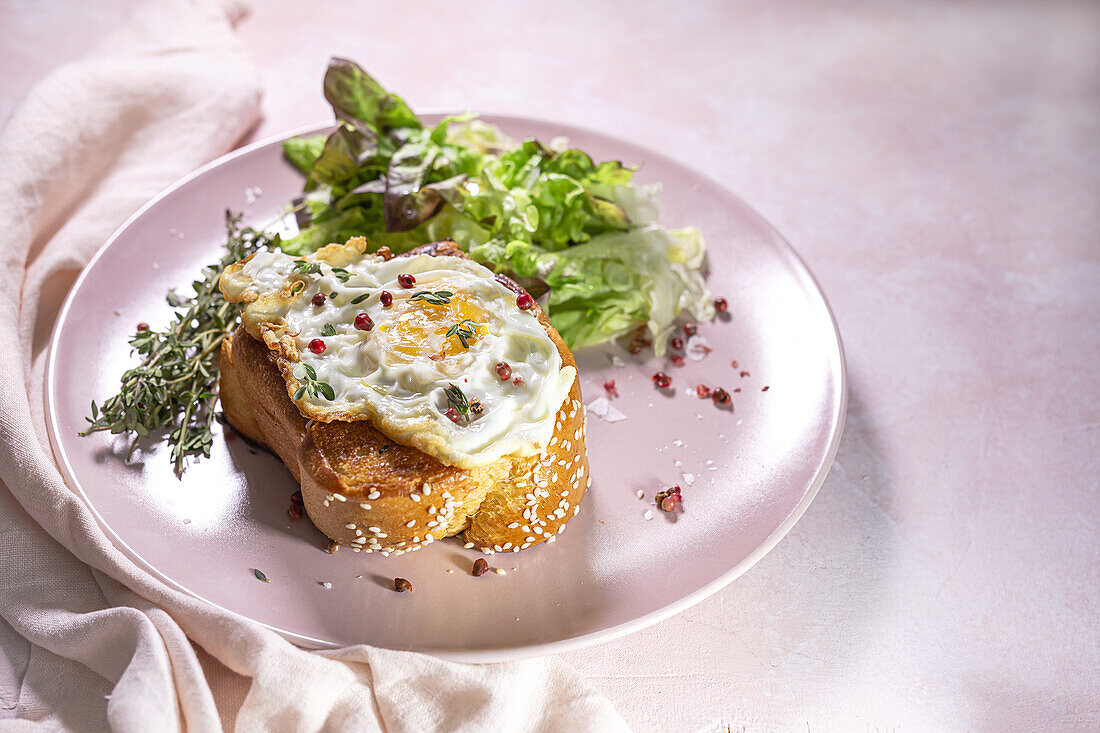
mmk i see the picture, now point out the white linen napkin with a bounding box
[0,1,629,730]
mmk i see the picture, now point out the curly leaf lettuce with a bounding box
[278,57,714,352]
[540,225,714,354]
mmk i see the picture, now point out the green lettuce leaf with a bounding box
[541,226,714,353]
[277,57,714,352]
[283,135,327,174]
[441,140,635,252]
[278,207,377,256]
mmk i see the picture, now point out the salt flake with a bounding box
[686,335,712,361]
[586,396,626,423]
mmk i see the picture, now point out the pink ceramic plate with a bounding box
[46,116,846,661]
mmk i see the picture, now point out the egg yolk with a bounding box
[378,289,488,362]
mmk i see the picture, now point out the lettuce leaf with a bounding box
[324,57,420,135]
[306,124,377,191]
[283,135,327,174]
[278,207,377,256]
[540,226,713,354]
[277,57,714,353]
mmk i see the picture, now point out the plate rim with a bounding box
[45,114,848,662]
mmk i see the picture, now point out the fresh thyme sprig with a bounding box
[81,212,276,476]
[444,383,470,420]
[445,319,481,349]
[292,259,322,276]
[330,267,351,283]
[409,290,453,305]
[292,362,335,401]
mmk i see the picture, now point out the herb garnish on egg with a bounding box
[408,290,454,306]
[445,319,481,349]
[292,259,322,276]
[444,383,471,421]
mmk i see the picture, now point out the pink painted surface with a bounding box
[3,0,1098,729]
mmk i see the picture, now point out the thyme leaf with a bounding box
[409,290,453,306]
[320,323,337,336]
[444,383,470,420]
[444,319,481,349]
[292,259,322,276]
[165,289,191,307]
[292,362,335,402]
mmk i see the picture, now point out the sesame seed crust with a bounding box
[460,349,588,552]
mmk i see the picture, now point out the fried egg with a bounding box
[220,239,576,469]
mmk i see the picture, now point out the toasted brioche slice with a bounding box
[218,240,589,555]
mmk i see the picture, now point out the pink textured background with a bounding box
[3,1,1098,729]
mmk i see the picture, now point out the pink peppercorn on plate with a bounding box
[46,114,846,659]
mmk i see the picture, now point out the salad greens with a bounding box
[279,57,713,352]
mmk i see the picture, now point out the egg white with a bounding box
[223,244,576,469]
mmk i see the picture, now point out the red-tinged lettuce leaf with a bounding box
[384,177,473,234]
[363,205,491,256]
[306,124,378,191]
[383,137,471,233]
[334,177,386,210]
[384,137,438,232]
[384,188,441,233]
[510,274,551,301]
[324,58,421,135]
